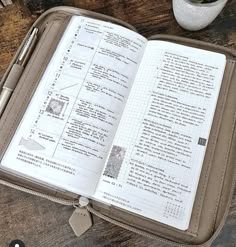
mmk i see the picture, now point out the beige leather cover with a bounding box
[0,7,235,246]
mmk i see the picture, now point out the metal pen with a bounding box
[0,27,38,117]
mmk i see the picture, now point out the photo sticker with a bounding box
[103,145,126,179]
[46,99,64,116]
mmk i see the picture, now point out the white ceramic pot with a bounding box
[173,0,228,31]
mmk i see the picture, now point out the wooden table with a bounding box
[0,1,236,246]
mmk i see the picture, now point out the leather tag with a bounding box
[69,207,92,237]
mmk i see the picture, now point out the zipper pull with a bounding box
[69,197,93,237]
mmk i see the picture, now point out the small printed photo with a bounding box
[198,137,207,146]
[103,145,126,179]
[46,99,64,116]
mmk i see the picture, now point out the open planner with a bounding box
[0,15,226,230]
[0,7,235,246]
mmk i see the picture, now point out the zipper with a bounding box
[86,204,195,247]
[0,179,78,206]
[86,197,236,247]
[0,175,235,246]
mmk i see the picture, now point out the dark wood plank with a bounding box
[0,1,236,246]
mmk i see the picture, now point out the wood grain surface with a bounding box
[0,1,236,246]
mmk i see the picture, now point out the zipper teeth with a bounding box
[0,175,235,247]
[87,177,234,247]
[86,205,192,247]
[0,179,78,206]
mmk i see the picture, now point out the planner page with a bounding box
[0,16,147,196]
[94,41,226,230]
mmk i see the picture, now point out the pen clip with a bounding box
[17,27,39,66]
